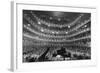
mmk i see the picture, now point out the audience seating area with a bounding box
[23,10,91,62]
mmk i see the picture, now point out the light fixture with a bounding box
[52,31,55,34]
[27,24,31,26]
[65,32,68,34]
[48,24,50,27]
[68,25,70,28]
[38,21,41,25]
[58,18,61,21]
[56,32,59,34]
[41,29,44,32]
[84,25,87,27]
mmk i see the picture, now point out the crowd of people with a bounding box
[23,10,91,63]
[23,47,90,62]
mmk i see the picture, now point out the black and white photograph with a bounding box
[11,2,97,71]
[22,10,91,62]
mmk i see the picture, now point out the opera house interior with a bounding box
[23,10,91,62]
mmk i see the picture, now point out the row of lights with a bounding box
[37,20,71,29]
[48,16,71,22]
[44,16,61,21]
[25,23,69,35]
[32,12,87,29]
[25,17,89,37]
[26,22,89,38]
[33,13,73,28]
[26,23,70,35]
[40,28,69,34]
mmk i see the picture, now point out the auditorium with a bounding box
[22,10,91,62]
